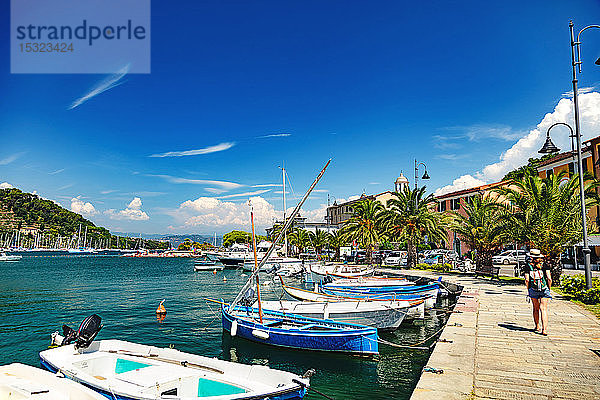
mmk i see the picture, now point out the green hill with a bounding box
[0,188,168,250]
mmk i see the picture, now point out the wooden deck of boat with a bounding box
[379,268,600,400]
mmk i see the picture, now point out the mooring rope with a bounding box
[362,321,449,351]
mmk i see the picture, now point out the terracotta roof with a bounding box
[434,181,509,200]
[537,143,591,167]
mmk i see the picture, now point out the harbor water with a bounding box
[0,256,451,399]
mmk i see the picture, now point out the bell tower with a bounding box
[395,172,409,193]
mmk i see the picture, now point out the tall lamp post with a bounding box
[414,159,430,190]
[539,122,591,288]
[559,21,600,289]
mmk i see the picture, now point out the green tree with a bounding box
[328,230,347,261]
[340,198,386,264]
[289,228,311,255]
[449,194,503,269]
[222,230,251,248]
[496,172,599,282]
[309,228,331,255]
[382,187,447,268]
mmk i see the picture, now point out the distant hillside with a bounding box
[0,188,168,249]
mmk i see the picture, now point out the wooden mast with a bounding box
[250,201,263,323]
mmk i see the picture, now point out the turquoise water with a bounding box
[0,256,450,399]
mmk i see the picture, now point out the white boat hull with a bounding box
[258,300,411,330]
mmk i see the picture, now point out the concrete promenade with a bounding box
[386,269,600,400]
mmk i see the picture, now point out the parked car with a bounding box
[422,249,459,265]
[492,250,528,265]
[384,251,407,266]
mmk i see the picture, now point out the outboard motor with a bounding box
[61,314,103,349]
[322,275,333,285]
[239,288,255,307]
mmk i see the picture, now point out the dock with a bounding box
[383,269,600,400]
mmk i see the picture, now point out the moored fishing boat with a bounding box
[222,304,379,355]
[41,315,310,400]
[0,363,106,400]
[256,298,422,330]
[0,252,22,261]
[307,263,375,281]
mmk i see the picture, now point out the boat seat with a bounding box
[115,365,193,388]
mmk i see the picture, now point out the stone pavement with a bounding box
[385,269,600,400]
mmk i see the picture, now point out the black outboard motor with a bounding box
[62,314,103,349]
[322,275,334,285]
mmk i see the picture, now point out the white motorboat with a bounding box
[323,276,413,288]
[257,298,421,330]
[0,363,106,400]
[241,256,302,272]
[0,252,22,262]
[41,315,310,400]
[194,264,224,271]
[308,263,375,281]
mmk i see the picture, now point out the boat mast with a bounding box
[76,224,81,248]
[250,201,263,323]
[282,163,287,257]
[231,159,331,308]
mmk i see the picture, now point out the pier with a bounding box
[383,269,600,400]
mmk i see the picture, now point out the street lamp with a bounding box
[414,159,430,190]
[539,122,591,287]
[562,21,600,289]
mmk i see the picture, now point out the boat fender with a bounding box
[231,320,238,337]
[252,329,269,340]
[223,276,227,282]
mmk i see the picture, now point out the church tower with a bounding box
[395,172,409,193]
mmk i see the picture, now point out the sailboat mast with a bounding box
[76,224,81,248]
[282,163,287,257]
[250,203,263,323]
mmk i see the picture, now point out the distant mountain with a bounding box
[0,188,168,250]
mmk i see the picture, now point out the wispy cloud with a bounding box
[57,183,74,191]
[216,189,271,199]
[313,189,329,193]
[368,182,380,185]
[440,124,524,142]
[149,142,235,158]
[0,152,25,165]
[69,64,129,110]
[0,182,14,189]
[256,133,292,139]
[101,189,117,195]
[147,174,243,190]
[562,86,596,98]
[251,183,283,188]
[436,154,468,161]
[49,168,65,175]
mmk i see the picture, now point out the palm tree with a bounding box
[340,198,386,264]
[309,228,331,256]
[381,187,447,268]
[496,171,599,282]
[449,194,503,269]
[289,228,311,255]
[328,230,347,261]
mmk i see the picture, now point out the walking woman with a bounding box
[524,249,552,335]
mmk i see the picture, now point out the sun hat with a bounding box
[530,249,543,258]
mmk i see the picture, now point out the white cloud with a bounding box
[69,64,128,109]
[70,196,97,216]
[434,175,487,196]
[175,196,277,230]
[439,124,525,142]
[105,197,149,221]
[0,152,25,165]
[149,142,235,158]
[252,183,283,188]
[49,168,65,175]
[147,174,243,190]
[562,86,596,98]
[434,91,600,196]
[256,133,292,139]
[216,189,272,199]
[0,182,14,189]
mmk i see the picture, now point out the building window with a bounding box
[547,169,553,177]
[452,198,461,210]
[439,201,447,212]
[583,158,589,173]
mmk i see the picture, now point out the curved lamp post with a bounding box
[414,160,430,190]
[539,122,591,288]
[565,21,600,289]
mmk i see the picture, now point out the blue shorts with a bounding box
[528,288,552,299]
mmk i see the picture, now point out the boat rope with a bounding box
[108,385,118,400]
[292,379,336,400]
[363,321,449,351]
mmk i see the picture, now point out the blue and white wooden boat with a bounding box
[222,304,379,355]
[40,337,310,400]
[320,282,440,295]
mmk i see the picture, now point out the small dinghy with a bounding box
[194,254,224,271]
[0,363,106,400]
[41,315,310,400]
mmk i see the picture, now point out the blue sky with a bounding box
[2,1,600,234]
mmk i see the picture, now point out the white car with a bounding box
[384,251,406,265]
[492,250,528,265]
